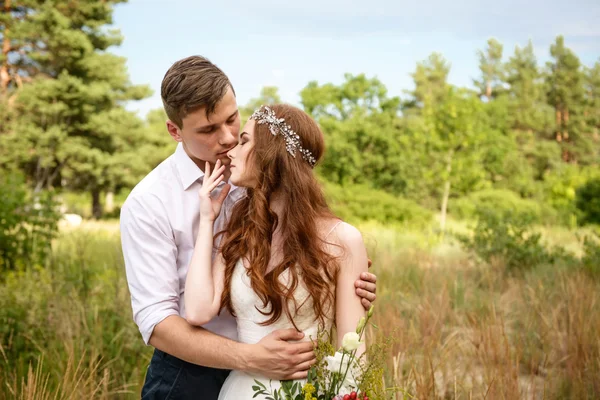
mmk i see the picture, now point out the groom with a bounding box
[120,55,378,399]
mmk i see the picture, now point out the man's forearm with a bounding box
[149,315,251,371]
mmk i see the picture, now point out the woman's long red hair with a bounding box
[219,104,339,329]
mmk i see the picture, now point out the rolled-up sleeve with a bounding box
[120,194,179,345]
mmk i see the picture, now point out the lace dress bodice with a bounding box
[218,258,334,399]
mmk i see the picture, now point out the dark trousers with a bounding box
[141,349,231,400]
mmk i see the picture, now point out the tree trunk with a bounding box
[486,81,492,100]
[91,188,103,219]
[440,150,453,234]
[563,109,569,140]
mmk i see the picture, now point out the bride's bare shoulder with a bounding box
[317,218,364,248]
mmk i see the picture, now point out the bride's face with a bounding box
[227,119,257,187]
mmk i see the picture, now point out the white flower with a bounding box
[325,351,346,372]
[342,332,362,352]
[325,351,362,393]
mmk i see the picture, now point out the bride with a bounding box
[184,104,369,398]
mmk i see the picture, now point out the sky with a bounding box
[111,0,600,117]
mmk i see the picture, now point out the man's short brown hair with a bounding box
[161,56,234,128]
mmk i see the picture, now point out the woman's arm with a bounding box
[184,225,227,326]
[334,223,369,354]
[184,160,231,326]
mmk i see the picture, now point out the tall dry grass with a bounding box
[361,223,600,400]
[1,220,599,399]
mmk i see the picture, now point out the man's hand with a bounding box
[242,329,316,380]
[355,260,377,310]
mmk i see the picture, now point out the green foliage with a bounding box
[321,180,432,227]
[0,171,60,271]
[584,61,600,136]
[576,178,600,225]
[0,0,155,219]
[420,86,489,194]
[452,189,558,224]
[504,40,555,134]
[545,36,593,164]
[581,233,600,278]
[240,86,282,120]
[478,131,536,196]
[458,207,552,273]
[302,73,396,121]
[0,228,151,396]
[404,52,450,108]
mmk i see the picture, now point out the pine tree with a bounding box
[405,52,451,109]
[0,0,152,218]
[545,36,587,162]
[474,38,505,101]
[505,40,554,135]
[583,61,600,161]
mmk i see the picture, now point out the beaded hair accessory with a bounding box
[250,105,317,168]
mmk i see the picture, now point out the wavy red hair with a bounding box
[219,104,339,329]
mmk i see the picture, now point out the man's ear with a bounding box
[166,120,183,142]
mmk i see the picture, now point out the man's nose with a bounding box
[219,125,237,147]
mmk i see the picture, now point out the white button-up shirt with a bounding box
[120,143,245,345]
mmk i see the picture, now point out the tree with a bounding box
[299,75,407,195]
[421,86,488,232]
[301,73,397,121]
[0,0,153,218]
[505,40,554,135]
[545,36,588,162]
[583,61,600,164]
[404,52,451,110]
[474,38,505,101]
[240,86,282,119]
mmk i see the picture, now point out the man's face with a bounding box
[166,87,240,171]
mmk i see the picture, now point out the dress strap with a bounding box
[324,221,343,241]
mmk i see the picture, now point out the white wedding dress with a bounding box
[218,258,335,400]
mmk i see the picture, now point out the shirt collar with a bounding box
[174,143,205,191]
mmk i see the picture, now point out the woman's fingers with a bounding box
[202,160,226,188]
[205,174,225,192]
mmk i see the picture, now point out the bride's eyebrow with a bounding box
[240,132,249,139]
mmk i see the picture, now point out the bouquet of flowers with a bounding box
[252,305,386,400]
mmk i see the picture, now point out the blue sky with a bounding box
[111,0,600,117]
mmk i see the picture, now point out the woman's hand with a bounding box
[198,160,231,222]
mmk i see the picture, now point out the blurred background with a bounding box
[1,0,599,399]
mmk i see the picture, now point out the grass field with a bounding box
[1,219,599,399]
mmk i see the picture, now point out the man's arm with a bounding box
[120,194,315,379]
[151,316,316,379]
